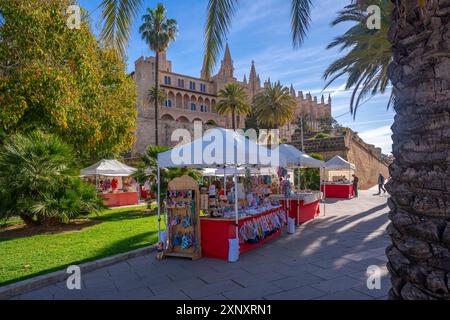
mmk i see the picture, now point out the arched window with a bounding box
[190,103,196,111]
[165,100,172,107]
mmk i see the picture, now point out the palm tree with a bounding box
[323,0,393,117]
[139,4,178,145]
[384,1,450,300]
[148,85,166,108]
[0,131,104,226]
[253,82,296,129]
[215,83,251,130]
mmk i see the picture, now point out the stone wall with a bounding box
[292,129,390,190]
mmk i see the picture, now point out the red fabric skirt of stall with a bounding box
[200,207,284,260]
[320,184,354,199]
[102,192,139,207]
[280,199,320,225]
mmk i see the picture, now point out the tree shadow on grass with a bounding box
[94,230,159,258]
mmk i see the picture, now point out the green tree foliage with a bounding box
[135,145,201,208]
[294,153,323,190]
[323,0,392,117]
[0,0,137,161]
[253,82,297,129]
[215,83,251,130]
[0,131,105,226]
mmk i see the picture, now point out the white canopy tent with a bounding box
[325,155,356,170]
[324,156,356,182]
[80,159,137,177]
[156,128,279,258]
[272,144,326,222]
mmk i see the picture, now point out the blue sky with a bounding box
[79,0,394,154]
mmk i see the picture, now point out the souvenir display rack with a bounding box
[164,176,201,260]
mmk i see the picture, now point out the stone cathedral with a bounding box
[131,44,332,154]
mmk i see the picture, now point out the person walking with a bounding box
[377,173,386,195]
[352,174,359,197]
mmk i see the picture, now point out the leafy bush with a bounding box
[312,133,333,139]
[0,131,105,226]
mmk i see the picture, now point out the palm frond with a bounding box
[291,0,313,48]
[100,0,143,56]
[203,0,238,78]
[323,0,393,117]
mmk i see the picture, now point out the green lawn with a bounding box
[0,205,162,287]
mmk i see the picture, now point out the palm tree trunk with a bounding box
[386,1,450,300]
[232,109,236,130]
[154,51,160,146]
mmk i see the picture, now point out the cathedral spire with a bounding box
[217,43,234,79]
[243,74,247,84]
[223,43,232,64]
[249,60,257,84]
[290,84,296,97]
[328,93,332,104]
[321,94,325,104]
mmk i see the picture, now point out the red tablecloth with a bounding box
[321,184,354,199]
[102,192,139,207]
[200,207,284,260]
[280,199,320,225]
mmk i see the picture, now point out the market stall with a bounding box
[270,144,325,226]
[80,159,139,207]
[321,156,356,199]
[157,128,286,261]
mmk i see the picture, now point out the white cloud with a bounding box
[358,125,393,154]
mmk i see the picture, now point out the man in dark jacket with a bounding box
[377,173,386,195]
[352,174,359,197]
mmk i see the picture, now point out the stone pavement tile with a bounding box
[310,275,361,293]
[150,277,208,295]
[310,256,354,269]
[19,286,56,300]
[199,268,252,284]
[222,283,284,300]
[120,286,155,300]
[271,273,323,291]
[136,273,173,287]
[52,288,89,300]
[182,280,242,299]
[310,266,357,280]
[113,276,151,291]
[147,289,191,300]
[344,258,387,272]
[352,283,391,299]
[314,289,373,300]
[104,261,132,277]
[82,287,123,300]
[239,261,285,275]
[276,263,323,277]
[342,251,384,262]
[199,294,229,300]
[232,271,287,288]
[264,285,326,300]
[80,277,117,292]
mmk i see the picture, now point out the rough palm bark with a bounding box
[155,52,160,146]
[386,0,450,299]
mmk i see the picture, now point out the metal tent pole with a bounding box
[234,171,239,247]
[157,167,161,241]
[297,166,300,226]
[322,167,326,217]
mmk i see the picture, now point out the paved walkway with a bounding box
[13,188,391,300]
